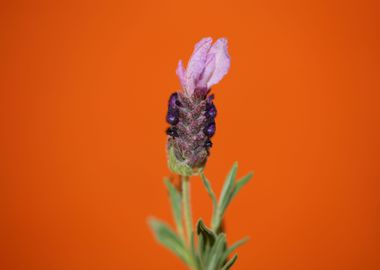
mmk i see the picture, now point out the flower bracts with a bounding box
[166,91,217,175]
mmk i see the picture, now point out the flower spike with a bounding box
[167,37,230,176]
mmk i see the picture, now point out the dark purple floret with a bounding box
[204,139,213,148]
[166,109,179,125]
[168,93,179,108]
[166,127,178,137]
[175,100,182,107]
[207,94,215,103]
[206,103,217,118]
[204,122,216,137]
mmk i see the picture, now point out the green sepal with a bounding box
[168,147,197,176]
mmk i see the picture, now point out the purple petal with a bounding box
[185,37,213,95]
[204,122,216,137]
[206,38,230,89]
[176,60,186,89]
[197,53,216,89]
[168,92,179,108]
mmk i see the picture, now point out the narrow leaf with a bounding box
[214,162,238,229]
[207,233,227,270]
[203,239,212,268]
[197,233,207,268]
[231,172,253,199]
[148,218,190,264]
[196,219,216,246]
[221,254,238,270]
[190,232,202,270]
[200,172,217,216]
[197,219,216,267]
[223,237,249,261]
[198,233,206,254]
[219,162,238,209]
[164,178,184,238]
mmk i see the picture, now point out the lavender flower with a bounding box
[150,38,253,270]
[166,37,230,176]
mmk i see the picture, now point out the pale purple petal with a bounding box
[185,37,213,95]
[176,60,186,89]
[206,38,230,89]
[197,53,216,89]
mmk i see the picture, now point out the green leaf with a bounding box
[207,233,227,270]
[231,172,253,199]
[148,218,190,265]
[223,237,249,261]
[200,172,218,222]
[198,233,207,267]
[202,237,212,268]
[164,178,184,238]
[214,162,238,230]
[190,232,202,270]
[219,162,238,210]
[198,233,205,253]
[196,219,217,268]
[221,254,238,270]
[196,219,216,246]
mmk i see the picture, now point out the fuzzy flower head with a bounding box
[167,37,230,176]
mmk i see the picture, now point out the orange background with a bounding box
[1,0,379,269]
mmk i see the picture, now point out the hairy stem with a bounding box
[182,176,197,270]
[182,176,193,244]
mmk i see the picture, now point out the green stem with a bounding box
[182,176,193,245]
[178,223,186,246]
[182,176,197,270]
